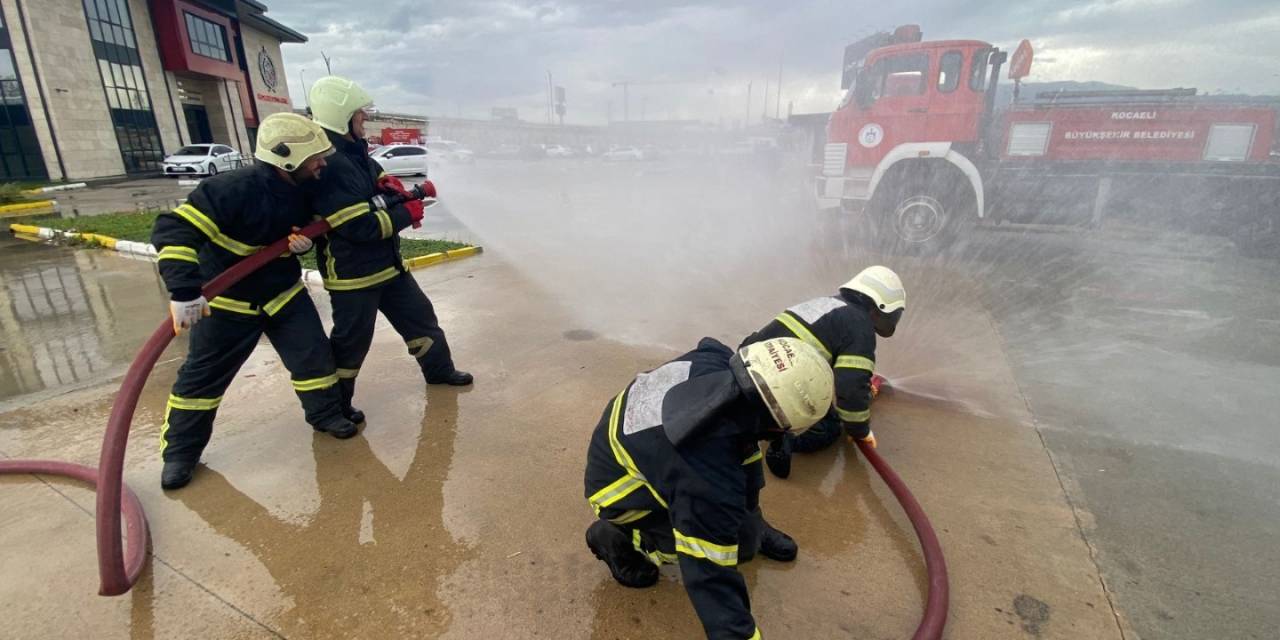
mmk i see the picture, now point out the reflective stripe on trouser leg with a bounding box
[378,273,456,381]
[329,286,381,411]
[264,290,349,427]
[164,312,263,462]
[159,395,222,462]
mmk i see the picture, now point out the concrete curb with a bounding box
[7,223,483,277]
[0,200,58,218]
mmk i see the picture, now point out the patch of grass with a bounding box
[39,210,158,242]
[13,209,470,266]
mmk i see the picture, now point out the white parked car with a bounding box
[602,146,645,161]
[545,144,575,158]
[425,140,475,164]
[371,144,430,177]
[163,144,243,177]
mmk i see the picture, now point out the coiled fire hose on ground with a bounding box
[0,185,434,595]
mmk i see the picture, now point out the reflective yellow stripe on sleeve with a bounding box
[325,202,370,229]
[742,448,763,465]
[748,628,762,640]
[322,265,400,291]
[835,355,875,372]
[774,313,833,362]
[375,209,393,239]
[157,245,198,263]
[673,529,739,567]
[336,368,360,379]
[836,407,871,423]
[172,204,261,256]
[262,282,305,316]
[292,373,339,392]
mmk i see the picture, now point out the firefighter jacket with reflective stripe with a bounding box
[585,337,767,640]
[741,292,877,439]
[302,131,415,291]
[151,163,307,304]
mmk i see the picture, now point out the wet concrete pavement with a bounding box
[2,159,1276,638]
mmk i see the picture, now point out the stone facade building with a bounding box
[0,0,304,182]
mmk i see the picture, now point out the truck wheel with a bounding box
[889,194,951,245]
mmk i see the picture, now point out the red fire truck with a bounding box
[815,26,1280,254]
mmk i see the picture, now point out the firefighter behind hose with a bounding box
[584,336,835,640]
[304,76,472,425]
[742,266,905,478]
[151,112,358,491]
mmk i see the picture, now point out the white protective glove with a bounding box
[288,227,313,254]
[170,296,210,334]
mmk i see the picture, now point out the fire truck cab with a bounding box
[818,27,1007,244]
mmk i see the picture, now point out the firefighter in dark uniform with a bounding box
[742,265,906,478]
[303,75,471,421]
[151,112,358,491]
[584,336,835,640]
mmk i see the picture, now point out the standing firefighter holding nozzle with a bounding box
[583,336,835,639]
[745,265,906,478]
[150,112,358,491]
[303,75,472,426]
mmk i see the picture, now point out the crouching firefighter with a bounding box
[742,265,906,478]
[303,75,472,421]
[151,113,358,491]
[583,337,835,639]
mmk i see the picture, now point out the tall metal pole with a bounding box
[776,59,783,119]
[300,69,309,107]
[745,82,752,128]
[763,78,770,121]
[546,70,553,125]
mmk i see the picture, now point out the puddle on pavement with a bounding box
[0,238,171,404]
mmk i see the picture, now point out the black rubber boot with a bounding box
[344,406,366,424]
[759,521,798,562]
[585,520,660,588]
[161,460,197,490]
[428,370,474,386]
[314,417,359,439]
[765,436,793,479]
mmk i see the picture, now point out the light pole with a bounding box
[299,69,309,108]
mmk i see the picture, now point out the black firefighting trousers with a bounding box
[328,271,455,408]
[787,413,843,453]
[597,508,766,567]
[160,289,346,463]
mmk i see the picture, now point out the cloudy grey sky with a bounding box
[264,0,1280,125]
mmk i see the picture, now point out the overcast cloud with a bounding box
[264,0,1280,125]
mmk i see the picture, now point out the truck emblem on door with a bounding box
[858,124,885,148]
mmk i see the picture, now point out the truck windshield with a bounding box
[871,53,929,100]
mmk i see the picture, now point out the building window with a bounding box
[0,17,48,180]
[82,0,163,174]
[184,13,230,62]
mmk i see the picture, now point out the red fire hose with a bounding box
[0,218,332,595]
[856,438,950,640]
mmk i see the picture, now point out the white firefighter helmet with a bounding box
[843,265,906,337]
[308,75,374,135]
[737,337,835,434]
[254,112,333,172]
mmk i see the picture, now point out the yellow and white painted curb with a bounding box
[8,223,482,277]
[0,200,57,218]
